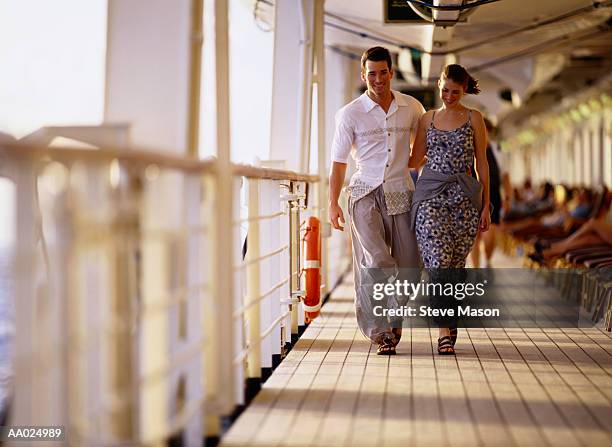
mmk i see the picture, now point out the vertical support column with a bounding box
[298,0,315,173]
[269,0,302,171]
[604,110,612,187]
[313,0,328,297]
[246,179,262,383]
[574,131,583,185]
[567,131,575,185]
[9,160,39,429]
[211,0,235,417]
[201,0,235,435]
[107,165,140,444]
[583,126,592,185]
[589,120,600,185]
[105,0,193,152]
[187,0,204,157]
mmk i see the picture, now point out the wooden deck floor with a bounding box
[222,260,612,447]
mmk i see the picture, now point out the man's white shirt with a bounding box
[331,90,425,215]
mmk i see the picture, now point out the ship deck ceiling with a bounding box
[325,0,612,60]
[222,254,612,447]
[323,0,612,123]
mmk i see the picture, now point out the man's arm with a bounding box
[328,162,348,231]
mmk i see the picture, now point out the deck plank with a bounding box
[222,258,612,447]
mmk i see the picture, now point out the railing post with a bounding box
[212,0,235,419]
[289,182,301,340]
[181,172,205,445]
[245,178,262,388]
[139,169,173,445]
[3,143,325,447]
[10,159,42,430]
[231,178,245,407]
[107,164,140,444]
[258,180,283,377]
[279,183,292,351]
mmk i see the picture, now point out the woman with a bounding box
[409,64,490,355]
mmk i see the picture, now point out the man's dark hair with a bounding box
[361,46,392,73]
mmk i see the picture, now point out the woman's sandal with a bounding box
[450,328,458,346]
[438,336,455,355]
[377,342,396,356]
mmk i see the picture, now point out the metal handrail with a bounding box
[233,211,285,225]
[232,277,290,319]
[232,163,319,183]
[1,141,325,444]
[0,143,321,183]
[0,143,217,173]
[234,244,289,270]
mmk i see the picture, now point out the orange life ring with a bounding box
[303,216,321,323]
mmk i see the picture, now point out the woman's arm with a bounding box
[472,110,491,231]
[408,111,432,168]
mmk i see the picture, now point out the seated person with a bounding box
[504,185,590,235]
[537,192,612,260]
[520,179,538,202]
[503,181,555,222]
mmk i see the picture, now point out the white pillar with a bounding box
[245,179,262,380]
[10,160,40,429]
[313,0,328,296]
[258,180,283,370]
[104,0,195,153]
[574,131,583,184]
[210,0,235,417]
[591,119,602,185]
[269,0,303,171]
[604,110,612,187]
[583,126,592,185]
[297,0,315,173]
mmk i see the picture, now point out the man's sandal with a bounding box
[450,328,458,346]
[377,343,396,356]
[438,336,455,355]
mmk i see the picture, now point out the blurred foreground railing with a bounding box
[0,143,350,446]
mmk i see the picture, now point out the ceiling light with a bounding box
[406,0,501,26]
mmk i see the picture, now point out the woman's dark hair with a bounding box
[361,46,392,73]
[441,64,480,95]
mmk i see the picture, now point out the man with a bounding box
[328,46,424,355]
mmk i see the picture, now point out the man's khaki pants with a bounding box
[349,186,421,345]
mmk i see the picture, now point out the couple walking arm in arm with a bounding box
[328,46,490,356]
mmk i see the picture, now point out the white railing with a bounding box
[0,143,349,446]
